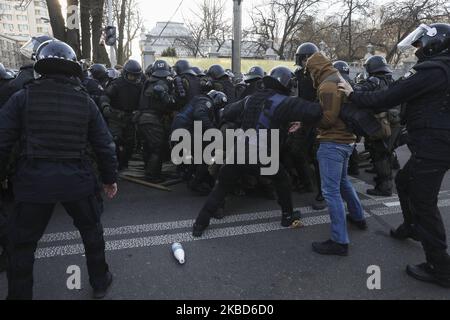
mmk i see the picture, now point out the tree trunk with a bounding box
[46,0,66,41]
[117,0,127,65]
[348,10,352,60]
[91,0,109,64]
[66,0,81,57]
[80,0,91,60]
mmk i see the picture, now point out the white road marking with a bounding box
[383,201,401,207]
[39,197,394,244]
[34,198,450,259]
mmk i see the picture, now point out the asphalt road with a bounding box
[1,145,450,300]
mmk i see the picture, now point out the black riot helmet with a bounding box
[364,55,392,75]
[207,64,227,80]
[191,66,206,77]
[398,23,450,59]
[206,90,228,108]
[123,59,143,84]
[89,63,108,80]
[174,59,196,76]
[333,60,350,75]
[263,66,294,94]
[0,62,14,80]
[295,42,319,67]
[34,40,82,78]
[151,59,171,78]
[244,66,264,83]
[20,35,54,61]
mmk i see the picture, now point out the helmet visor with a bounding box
[398,24,437,52]
[20,38,40,60]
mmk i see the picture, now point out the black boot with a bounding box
[0,249,7,273]
[312,195,327,210]
[281,211,302,227]
[390,223,420,241]
[367,160,392,196]
[192,222,209,237]
[406,263,450,288]
[346,215,368,230]
[93,272,113,299]
[312,239,348,256]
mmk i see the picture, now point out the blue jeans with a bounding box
[317,142,364,244]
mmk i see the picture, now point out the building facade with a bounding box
[0,0,52,67]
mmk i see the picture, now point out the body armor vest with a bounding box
[23,78,90,160]
[109,77,142,112]
[212,79,236,103]
[404,57,450,132]
[141,77,173,114]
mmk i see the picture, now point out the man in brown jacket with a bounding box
[306,52,366,256]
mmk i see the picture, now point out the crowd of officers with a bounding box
[0,21,449,299]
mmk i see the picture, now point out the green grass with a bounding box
[162,57,295,73]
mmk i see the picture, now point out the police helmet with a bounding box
[333,60,350,75]
[207,64,227,80]
[174,59,196,76]
[398,23,450,58]
[20,35,54,61]
[89,64,108,80]
[244,66,264,82]
[191,66,206,77]
[206,90,228,108]
[0,63,14,80]
[123,59,143,84]
[263,66,294,93]
[151,60,171,78]
[295,42,319,66]
[34,40,82,78]
[364,55,392,74]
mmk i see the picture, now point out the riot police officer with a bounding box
[173,59,201,107]
[89,63,110,89]
[237,66,265,100]
[100,59,143,170]
[0,40,118,299]
[172,90,228,195]
[192,66,323,237]
[206,64,237,103]
[136,59,177,182]
[333,60,353,85]
[81,62,105,107]
[354,55,398,196]
[339,23,450,288]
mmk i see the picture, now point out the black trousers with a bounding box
[6,196,109,300]
[139,122,167,178]
[195,164,293,226]
[109,119,135,169]
[395,156,450,269]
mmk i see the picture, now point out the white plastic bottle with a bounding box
[171,242,185,264]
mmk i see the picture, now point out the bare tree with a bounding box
[80,0,91,59]
[376,0,449,65]
[112,0,144,65]
[180,0,232,57]
[248,0,321,60]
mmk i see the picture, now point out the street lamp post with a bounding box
[232,0,242,75]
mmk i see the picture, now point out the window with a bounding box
[17,15,28,21]
[18,24,29,32]
[0,4,12,11]
[0,14,13,21]
[37,27,43,33]
[35,9,41,16]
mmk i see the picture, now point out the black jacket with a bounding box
[350,56,450,161]
[0,76,118,203]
